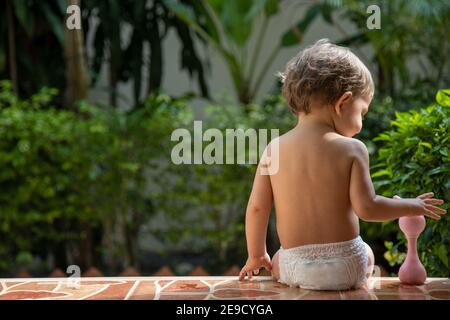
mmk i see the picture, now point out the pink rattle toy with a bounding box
[396,196,427,285]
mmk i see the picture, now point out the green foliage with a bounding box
[0,0,66,96]
[371,89,450,276]
[335,0,450,99]
[0,81,187,274]
[383,241,406,267]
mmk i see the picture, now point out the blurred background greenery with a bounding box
[0,0,448,277]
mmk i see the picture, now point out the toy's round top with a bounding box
[399,216,426,237]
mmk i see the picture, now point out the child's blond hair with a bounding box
[279,39,374,115]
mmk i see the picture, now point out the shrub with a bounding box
[0,80,187,275]
[371,89,450,276]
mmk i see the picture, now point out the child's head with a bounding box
[279,39,374,136]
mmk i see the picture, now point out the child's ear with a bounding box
[334,91,353,116]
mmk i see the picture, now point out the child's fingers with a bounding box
[424,198,444,205]
[253,269,259,275]
[424,209,441,220]
[393,195,401,199]
[239,266,249,281]
[425,204,447,215]
[263,260,272,271]
[418,192,434,199]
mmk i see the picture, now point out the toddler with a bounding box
[238,39,446,290]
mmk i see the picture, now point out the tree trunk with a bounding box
[109,63,118,107]
[64,0,89,106]
[6,0,18,94]
[79,221,93,270]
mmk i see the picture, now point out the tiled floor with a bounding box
[0,277,449,300]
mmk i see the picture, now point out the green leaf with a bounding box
[319,3,333,23]
[436,89,450,107]
[39,1,64,45]
[12,0,34,36]
[265,0,279,16]
[372,169,392,178]
[437,244,448,267]
[245,0,269,20]
[220,0,253,45]
[55,0,67,14]
[419,142,432,149]
[427,166,448,176]
[164,0,197,24]
[192,1,220,44]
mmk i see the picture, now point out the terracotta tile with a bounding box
[162,280,209,293]
[160,294,208,300]
[127,281,156,300]
[4,282,58,291]
[79,280,123,285]
[424,279,450,291]
[216,279,261,290]
[3,282,22,288]
[213,289,280,299]
[0,291,68,300]
[397,284,427,297]
[341,288,376,300]
[85,281,135,300]
[428,289,450,300]
[0,277,448,300]
[205,280,229,286]
[372,279,402,293]
[301,290,343,300]
[258,279,288,290]
[50,282,112,300]
[374,293,431,300]
[157,280,173,288]
[274,289,311,300]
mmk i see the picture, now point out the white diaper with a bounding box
[278,236,369,291]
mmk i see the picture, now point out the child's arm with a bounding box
[239,159,273,280]
[349,139,446,222]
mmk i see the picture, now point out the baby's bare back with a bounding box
[270,126,360,249]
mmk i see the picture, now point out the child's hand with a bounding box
[393,192,446,220]
[239,253,272,281]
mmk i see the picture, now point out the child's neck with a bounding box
[297,111,337,133]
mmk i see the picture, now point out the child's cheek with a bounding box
[348,116,362,136]
[354,118,363,134]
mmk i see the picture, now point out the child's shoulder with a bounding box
[333,136,369,159]
[320,133,369,160]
